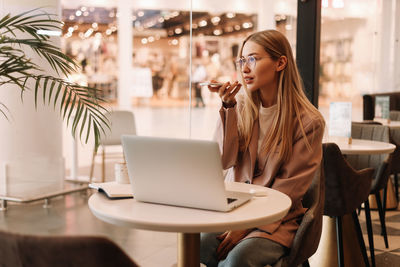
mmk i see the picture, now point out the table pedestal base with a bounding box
[310,215,366,267]
[177,233,200,267]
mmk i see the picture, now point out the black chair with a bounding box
[388,113,400,201]
[0,230,139,267]
[347,123,392,250]
[323,143,374,267]
[272,164,325,267]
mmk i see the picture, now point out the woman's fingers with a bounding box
[206,80,242,106]
[207,79,221,92]
[220,82,241,104]
[216,238,233,260]
[216,231,228,240]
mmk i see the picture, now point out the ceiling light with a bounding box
[68,27,74,33]
[75,10,82,17]
[175,28,183,34]
[213,29,222,35]
[36,30,62,36]
[69,15,75,20]
[83,11,89,17]
[141,38,148,44]
[81,7,87,12]
[84,28,94,38]
[242,22,253,29]
[192,23,198,29]
[172,11,179,17]
[171,39,178,45]
[109,12,115,18]
[226,13,236,19]
[92,22,98,29]
[148,36,155,42]
[158,17,165,23]
[234,25,241,30]
[95,32,102,38]
[211,16,221,25]
[199,20,207,27]
[138,11,144,17]
[106,29,112,35]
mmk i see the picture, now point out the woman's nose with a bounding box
[242,64,250,73]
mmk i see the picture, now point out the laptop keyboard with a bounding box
[227,198,237,204]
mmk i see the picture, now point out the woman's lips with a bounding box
[244,77,254,84]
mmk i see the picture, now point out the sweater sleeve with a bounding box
[213,106,240,169]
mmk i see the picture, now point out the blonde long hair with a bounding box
[237,30,324,162]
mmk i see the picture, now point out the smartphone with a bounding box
[199,82,223,87]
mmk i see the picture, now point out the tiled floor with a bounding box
[1,101,399,266]
[361,202,400,266]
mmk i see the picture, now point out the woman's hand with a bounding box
[207,80,242,108]
[216,229,250,260]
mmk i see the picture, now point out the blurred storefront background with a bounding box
[56,0,400,173]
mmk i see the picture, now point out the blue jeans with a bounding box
[200,232,286,267]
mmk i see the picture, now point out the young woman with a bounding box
[200,30,325,267]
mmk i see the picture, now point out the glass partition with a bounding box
[60,0,299,176]
[319,0,381,121]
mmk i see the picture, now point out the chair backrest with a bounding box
[389,110,400,121]
[347,123,390,171]
[389,127,400,174]
[100,110,136,146]
[322,143,373,216]
[0,230,139,267]
[273,164,325,267]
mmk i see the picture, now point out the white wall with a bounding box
[0,0,64,195]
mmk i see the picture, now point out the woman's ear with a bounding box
[276,56,287,72]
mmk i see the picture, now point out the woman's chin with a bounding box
[247,85,259,92]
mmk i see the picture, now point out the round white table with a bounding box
[326,138,396,155]
[373,118,400,128]
[89,182,291,267]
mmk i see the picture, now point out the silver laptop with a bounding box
[121,135,252,212]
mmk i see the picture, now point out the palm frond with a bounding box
[0,9,110,151]
[30,75,110,149]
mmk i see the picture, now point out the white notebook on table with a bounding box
[89,182,133,199]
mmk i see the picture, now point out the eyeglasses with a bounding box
[235,55,270,70]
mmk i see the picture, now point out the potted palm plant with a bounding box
[0,8,109,149]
